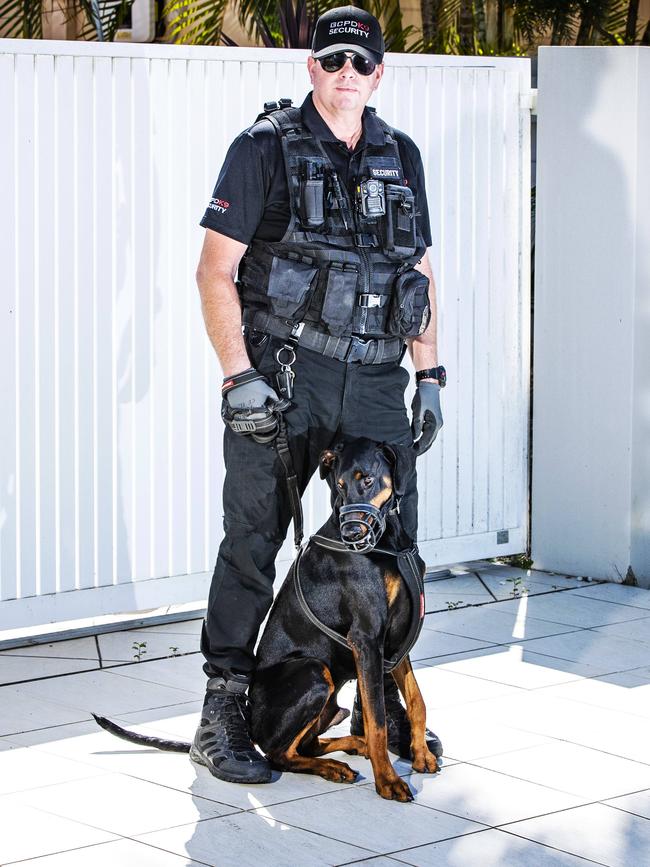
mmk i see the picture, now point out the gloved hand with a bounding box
[411,381,443,456]
[224,368,279,409]
[221,368,288,444]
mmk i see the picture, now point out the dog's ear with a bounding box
[379,443,415,498]
[319,448,339,479]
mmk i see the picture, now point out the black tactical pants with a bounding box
[201,330,417,680]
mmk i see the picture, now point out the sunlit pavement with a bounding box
[2,561,650,866]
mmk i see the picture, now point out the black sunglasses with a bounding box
[318,52,377,76]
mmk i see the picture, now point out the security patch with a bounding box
[207,197,230,215]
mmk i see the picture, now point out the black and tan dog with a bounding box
[249,438,438,801]
[93,438,438,801]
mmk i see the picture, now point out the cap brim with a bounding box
[312,43,383,65]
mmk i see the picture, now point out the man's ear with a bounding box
[319,448,339,479]
[379,442,415,498]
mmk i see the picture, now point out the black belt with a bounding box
[293,535,425,673]
[243,310,403,366]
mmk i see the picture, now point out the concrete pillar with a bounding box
[532,47,650,587]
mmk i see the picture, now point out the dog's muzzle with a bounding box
[339,503,386,552]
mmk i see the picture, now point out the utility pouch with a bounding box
[267,254,317,318]
[299,179,325,228]
[320,264,358,336]
[388,269,431,337]
[383,184,417,258]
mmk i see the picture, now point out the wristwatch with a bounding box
[415,366,447,387]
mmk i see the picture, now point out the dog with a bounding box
[93,438,438,801]
[249,438,439,801]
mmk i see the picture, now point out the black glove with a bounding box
[411,382,443,456]
[221,368,288,444]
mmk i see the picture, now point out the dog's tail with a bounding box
[92,713,191,753]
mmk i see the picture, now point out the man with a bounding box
[193,6,445,784]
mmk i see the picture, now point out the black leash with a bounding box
[293,535,425,672]
[275,412,303,548]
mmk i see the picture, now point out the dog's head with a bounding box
[318,438,415,552]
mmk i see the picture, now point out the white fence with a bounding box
[0,40,532,630]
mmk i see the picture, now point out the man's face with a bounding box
[308,53,383,114]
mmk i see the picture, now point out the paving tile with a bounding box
[99,629,200,663]
[539,671,650,719]
[5,837,208,866]
[513,629,650,671]
[135,618,204,636]
[258,785,484,853]
[0,740,109,795]
[487,593,650,629]
[0,685,89,736]
[477,566,589,589]
[391,827,598,866]
[590,616,650,646]
[407,762,584,825]
[604,789,650,820]
[0,653,100,685]
[474,741,650,800]
[423,605,578,646]
[415,705,551,763]
[342,858,412,866]
[14,771,235,836]
[106,654,206,694]
[410,664,520,709]
[139,811,374,866]
[424,644,614,690]
[423,574,493,611]
[570,582,650,609]
[0,800,116,863]
[15,668,200,717]
[410,628,495,662]
[501,802,650,867]
[1,637,100,661]
[453,690,650,765]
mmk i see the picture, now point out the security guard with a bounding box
[192,6,445,784]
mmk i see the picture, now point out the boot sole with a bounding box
[189,745,272,784]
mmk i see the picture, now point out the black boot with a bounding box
[350,675,443,760]
[190,676,272,784]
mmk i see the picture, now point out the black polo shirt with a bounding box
[200,92,432,247]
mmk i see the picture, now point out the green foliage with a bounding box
[0,0,135,41]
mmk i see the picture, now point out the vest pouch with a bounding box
[388,269,431,337]
[383,184,417,258]
[320,264,358,336]
[267,254,317,318]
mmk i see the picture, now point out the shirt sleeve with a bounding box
[398,135,433,248]
[199,130,269,245]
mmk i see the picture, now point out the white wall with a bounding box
[532,46,650,587]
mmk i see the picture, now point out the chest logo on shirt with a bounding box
[369,167,400,179]
[208,197,230,215]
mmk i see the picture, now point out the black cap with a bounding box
[311,6,384,65]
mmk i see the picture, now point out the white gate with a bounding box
[0,40,531,631]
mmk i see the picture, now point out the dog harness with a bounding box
[293,534,425,673]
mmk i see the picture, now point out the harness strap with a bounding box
[275,414,303,548]
[293,535,425,672]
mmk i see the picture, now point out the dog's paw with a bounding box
[317,759,358,784]
[411,748,439,774]
[376,774,413,802]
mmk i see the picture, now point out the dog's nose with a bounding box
[341,522,367,542]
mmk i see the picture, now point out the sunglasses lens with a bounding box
[319,53,376,76]
[352,55,376,76]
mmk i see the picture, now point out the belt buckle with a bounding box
[346,336,369,364]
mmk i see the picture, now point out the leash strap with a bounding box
[294,536,426,672]
[275,413,303,548]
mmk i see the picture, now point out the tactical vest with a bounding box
[238,104,430,340]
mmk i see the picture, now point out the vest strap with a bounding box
[243,310,403,365]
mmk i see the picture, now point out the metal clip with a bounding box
[275,344,297,400]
